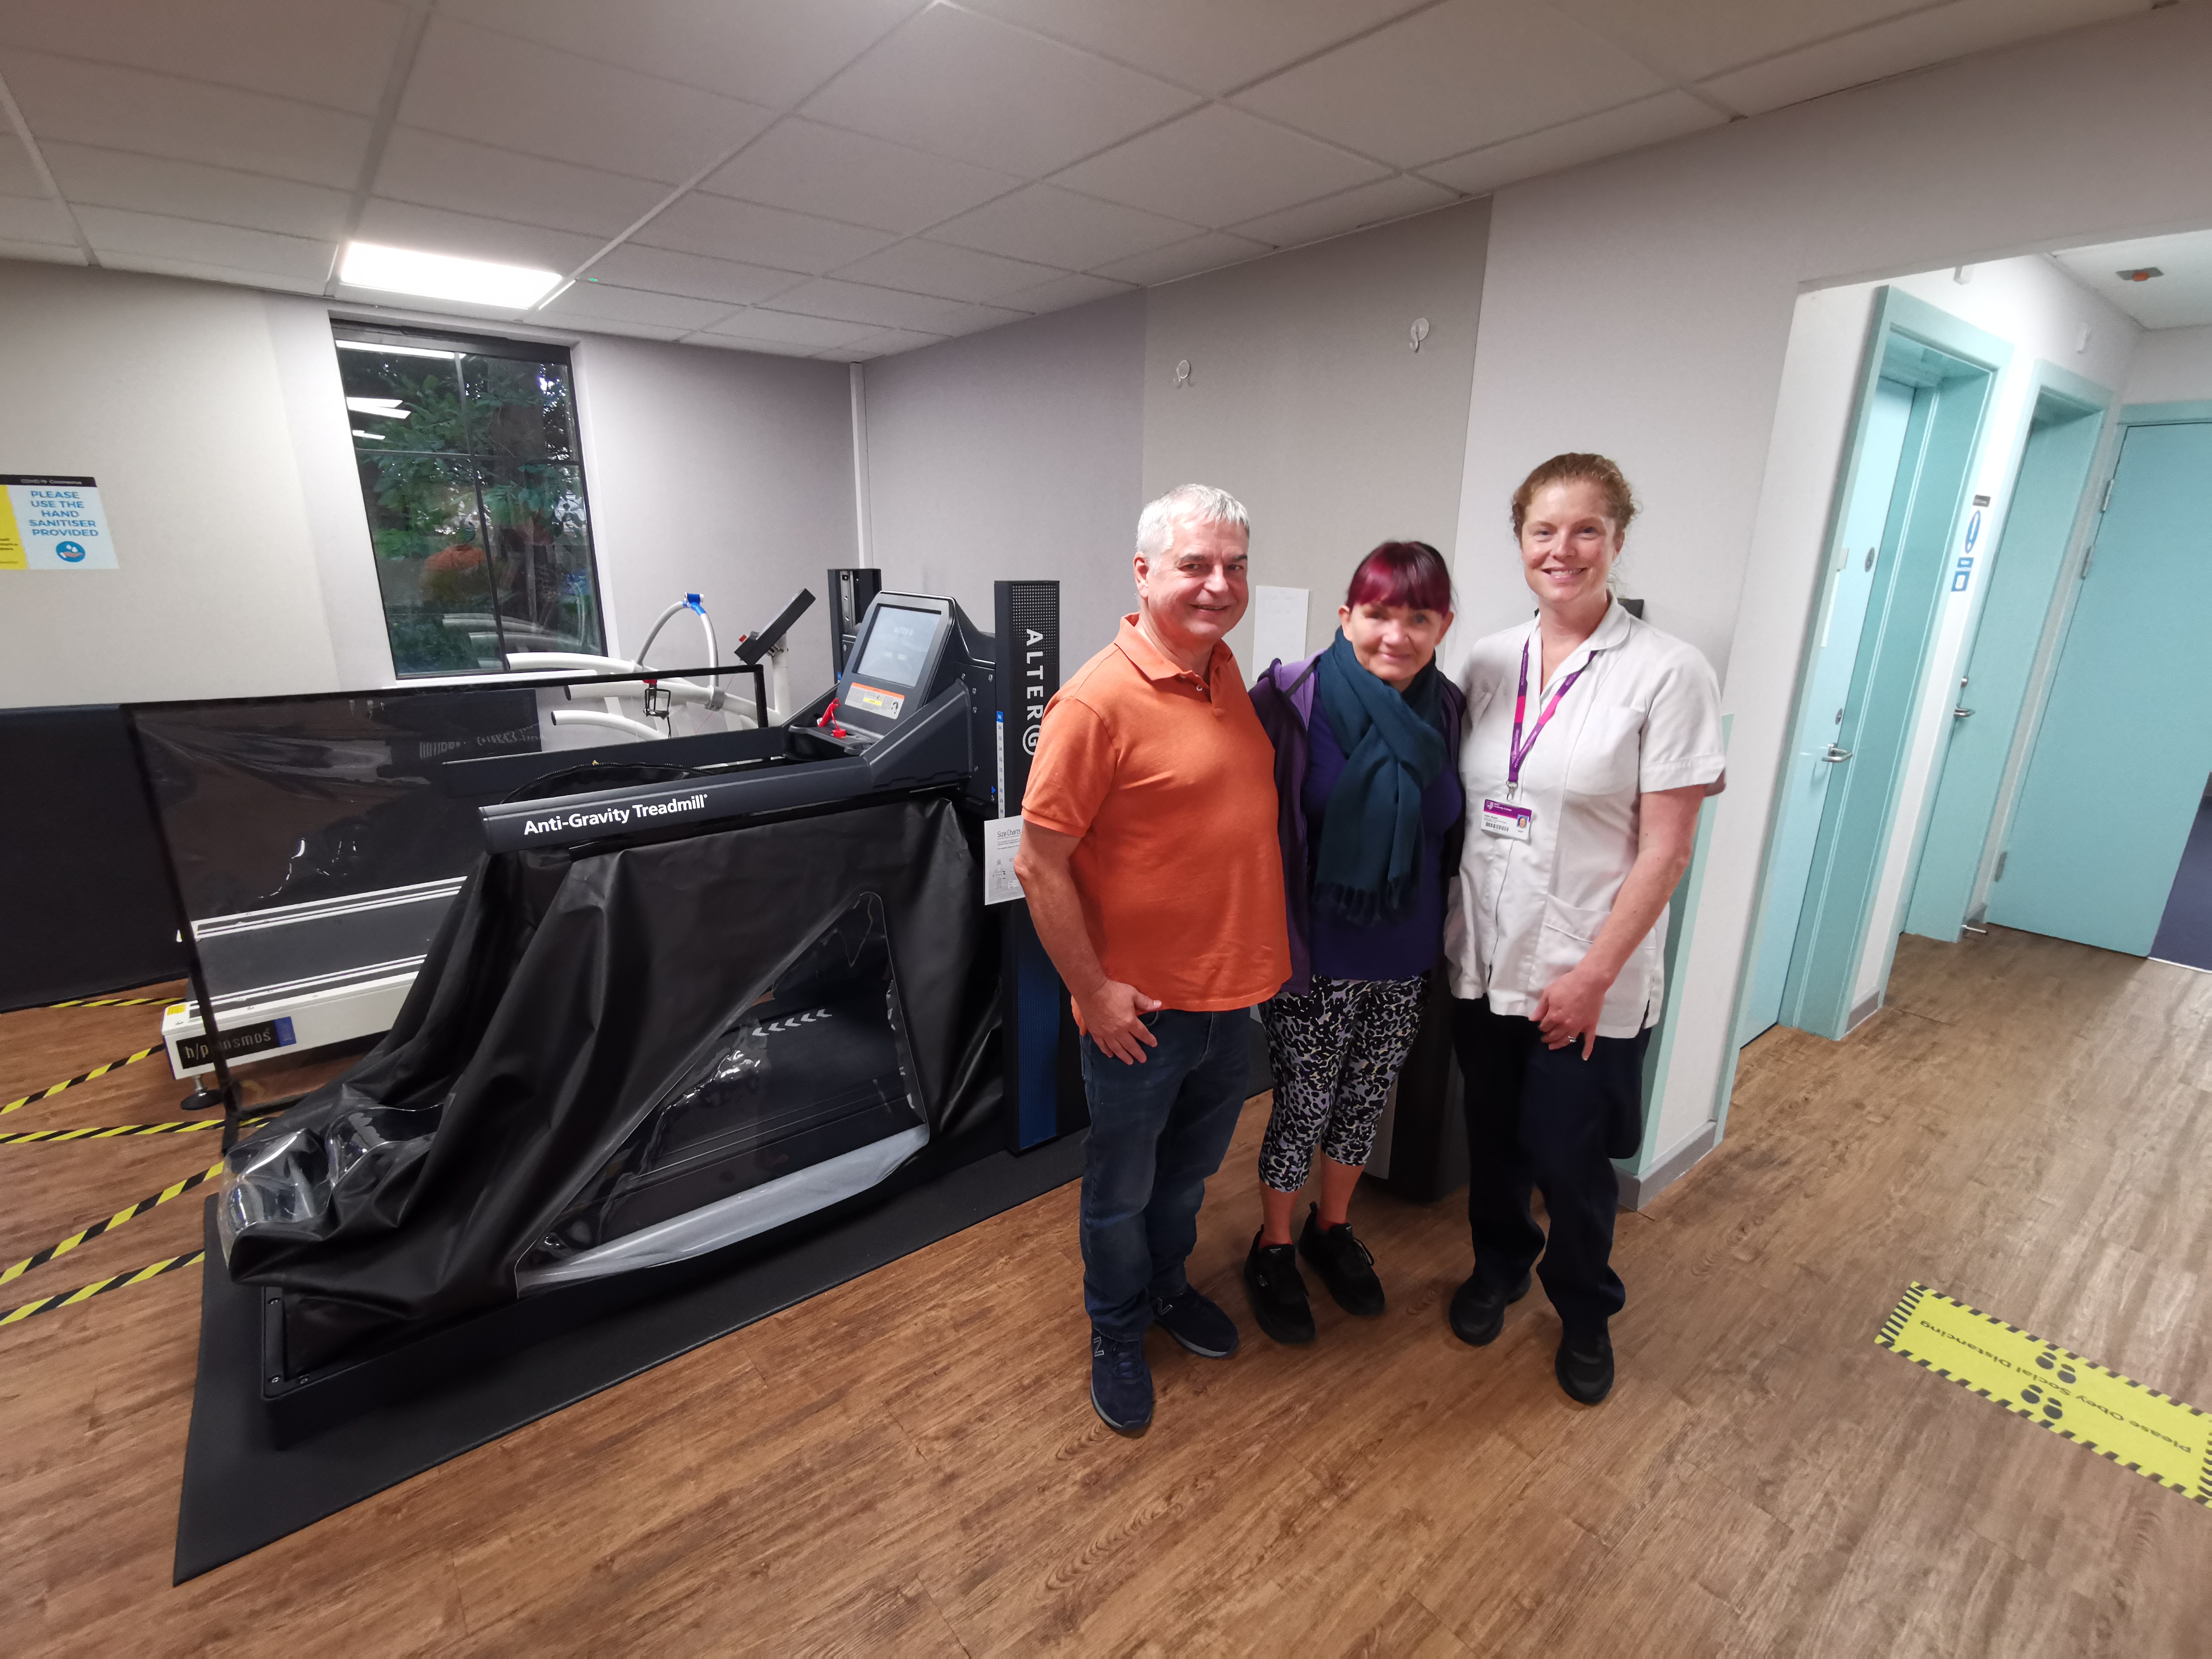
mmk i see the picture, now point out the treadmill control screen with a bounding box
[854,605,936,688]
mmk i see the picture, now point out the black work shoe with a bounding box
[1298,1205,1386,1317]
[1556,1329,1615,1405]
[1151,1286,1240,1358]
[1447,1270,1532,1347]
[1243,1231,1316,1344]
[1090,1330,1153,1434]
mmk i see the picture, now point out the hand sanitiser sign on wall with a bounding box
[0,476,117,569]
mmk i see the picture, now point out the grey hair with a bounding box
[1135,483,1249,559]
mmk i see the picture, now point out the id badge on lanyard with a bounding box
[1480,638,1591,842]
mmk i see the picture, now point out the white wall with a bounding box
[861,294,1144,669]
[1454,3,2212,1172]
[0,259,858,712]
[1142,202,1490,671]
[0,261,342,707]
[2124,324,2212,404]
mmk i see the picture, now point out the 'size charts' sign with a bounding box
[0,475,117,569]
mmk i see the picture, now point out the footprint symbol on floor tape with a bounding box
[2034,1348,2078,1384]
[2020,1382,2065,1422]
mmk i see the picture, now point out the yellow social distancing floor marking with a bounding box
[1878,1283,2212,1509]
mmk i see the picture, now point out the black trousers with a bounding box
[1449,997,1651,1338]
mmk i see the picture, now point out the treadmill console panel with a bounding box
[825,594,961,747]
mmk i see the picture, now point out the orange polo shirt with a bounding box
[1022,615,1289,1013]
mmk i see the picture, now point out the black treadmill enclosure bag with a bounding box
[222,795,990,1374]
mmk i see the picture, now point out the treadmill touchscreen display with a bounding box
[854,605,937,689]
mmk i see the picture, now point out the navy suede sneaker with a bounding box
[1150,1286,1240,1358]
[1090,1330,1153,1434]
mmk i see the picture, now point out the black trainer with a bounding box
[1297,1206,1385,1317]
[1447,1269,1532,1347]
[1150,1286,1240,1358]
[1242,1231,1316,1344]
[1090,1330,1153,1434]
[1556,1329,1615,1405]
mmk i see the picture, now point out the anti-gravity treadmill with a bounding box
[213,581,1078,1424]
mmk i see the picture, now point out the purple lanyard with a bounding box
[1507,639,1591,796]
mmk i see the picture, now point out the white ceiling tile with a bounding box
[833,326,947,358]
[41,142,350,240]
[1052,105,1388,229]
[582,243,803,307]
[0,193,75,246]
[2053,230,2212,331]
[1416,91,1723,195]
[1,51,371,190]
[437,0,923,108]
[996,270,1136,313]
[573,319,696,342]
[632,192,895,274]
[956,1,1434,97]
[697,118,1019,235]
[684,332,826,358]
[927,183,1198,270]
[1232,0,1667,169]
[1092,230,1270,286]
[0,235,85,266]
[0,0,405,114]
[1228,175,1460,249]
[374,128,670,241]
[74,204,335,285]
[537,279,737,331]
[1695,0,2143,116]
[698,308,873,348]
[354,198,606,272]
[0,134,45,198]
[928,299,1031,337]
[756,276,978,331]
[399,17,774,186]
[832,238,1065,304]
[801,5,1198,177]
[1552,0,1955,84]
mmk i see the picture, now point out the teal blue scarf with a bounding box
[1312,629,1445,925]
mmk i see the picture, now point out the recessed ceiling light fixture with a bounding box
[339,241,562,309]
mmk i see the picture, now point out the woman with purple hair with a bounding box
[1244,542,1464,1344]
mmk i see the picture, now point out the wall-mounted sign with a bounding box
[0,475,117,569]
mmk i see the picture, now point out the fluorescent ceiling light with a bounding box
[339,241,561,309]
[337,340,460,361]
[346,396,411,419]
[351,429,387,440]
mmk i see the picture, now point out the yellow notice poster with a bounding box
[0,483,24,569]
[0,474,117,569]
[1878,1283,2212,1507]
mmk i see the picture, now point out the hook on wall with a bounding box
[1173,358,1191,387]
[1409,317,1430,353]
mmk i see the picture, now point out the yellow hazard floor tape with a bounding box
[0,1115,268,1146]
[1,1046,163,1116]
[0,1249,204,1328]
[43,994,165,1009]
[0,1162,223,1288]
[1879,1283,2212,1508]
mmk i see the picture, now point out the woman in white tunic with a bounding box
[1442,454,1723,1405]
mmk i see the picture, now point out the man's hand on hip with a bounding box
[1081,981,1163,1064]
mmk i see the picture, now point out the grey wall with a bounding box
[1143,201,1490,669]
[861,293,1145,668]
[2124,324,2212,405]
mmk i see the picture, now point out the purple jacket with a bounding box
[1249,652,1467,997]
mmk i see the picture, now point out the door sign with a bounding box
[0,475,117,569]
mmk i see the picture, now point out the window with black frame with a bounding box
[335,324,607,677]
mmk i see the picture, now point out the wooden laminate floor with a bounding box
[3,927,2209,1656]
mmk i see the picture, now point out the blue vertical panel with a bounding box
[1988,419,2212,953]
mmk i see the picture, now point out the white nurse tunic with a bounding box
[1443,600,1724,1038]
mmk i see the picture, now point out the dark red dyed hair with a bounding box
[1345,540,1452,615]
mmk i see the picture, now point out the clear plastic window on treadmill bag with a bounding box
[516,891,929,1290]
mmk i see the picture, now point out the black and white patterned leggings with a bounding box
[1257,973,1428,1193]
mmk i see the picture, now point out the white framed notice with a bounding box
[1252,584,1309,672]
[0,475,117,569]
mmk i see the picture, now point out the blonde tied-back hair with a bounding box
[1511,452,1636,593]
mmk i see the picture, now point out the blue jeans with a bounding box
[1078,1007,1253,1342]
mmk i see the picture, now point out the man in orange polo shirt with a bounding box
[1015,483,1290,1435]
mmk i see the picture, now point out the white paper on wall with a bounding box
[1252,585,1310,673]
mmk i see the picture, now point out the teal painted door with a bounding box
[1905,400,2104,940]
[1738,377,1915,1043]
[1988,420,2212,953]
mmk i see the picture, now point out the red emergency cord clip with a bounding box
[816,696,848,739]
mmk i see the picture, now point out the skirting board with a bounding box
[1618,1123,1718,1211]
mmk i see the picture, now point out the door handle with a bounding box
[1821,744,1853,763]
[1952,706,1974,721]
